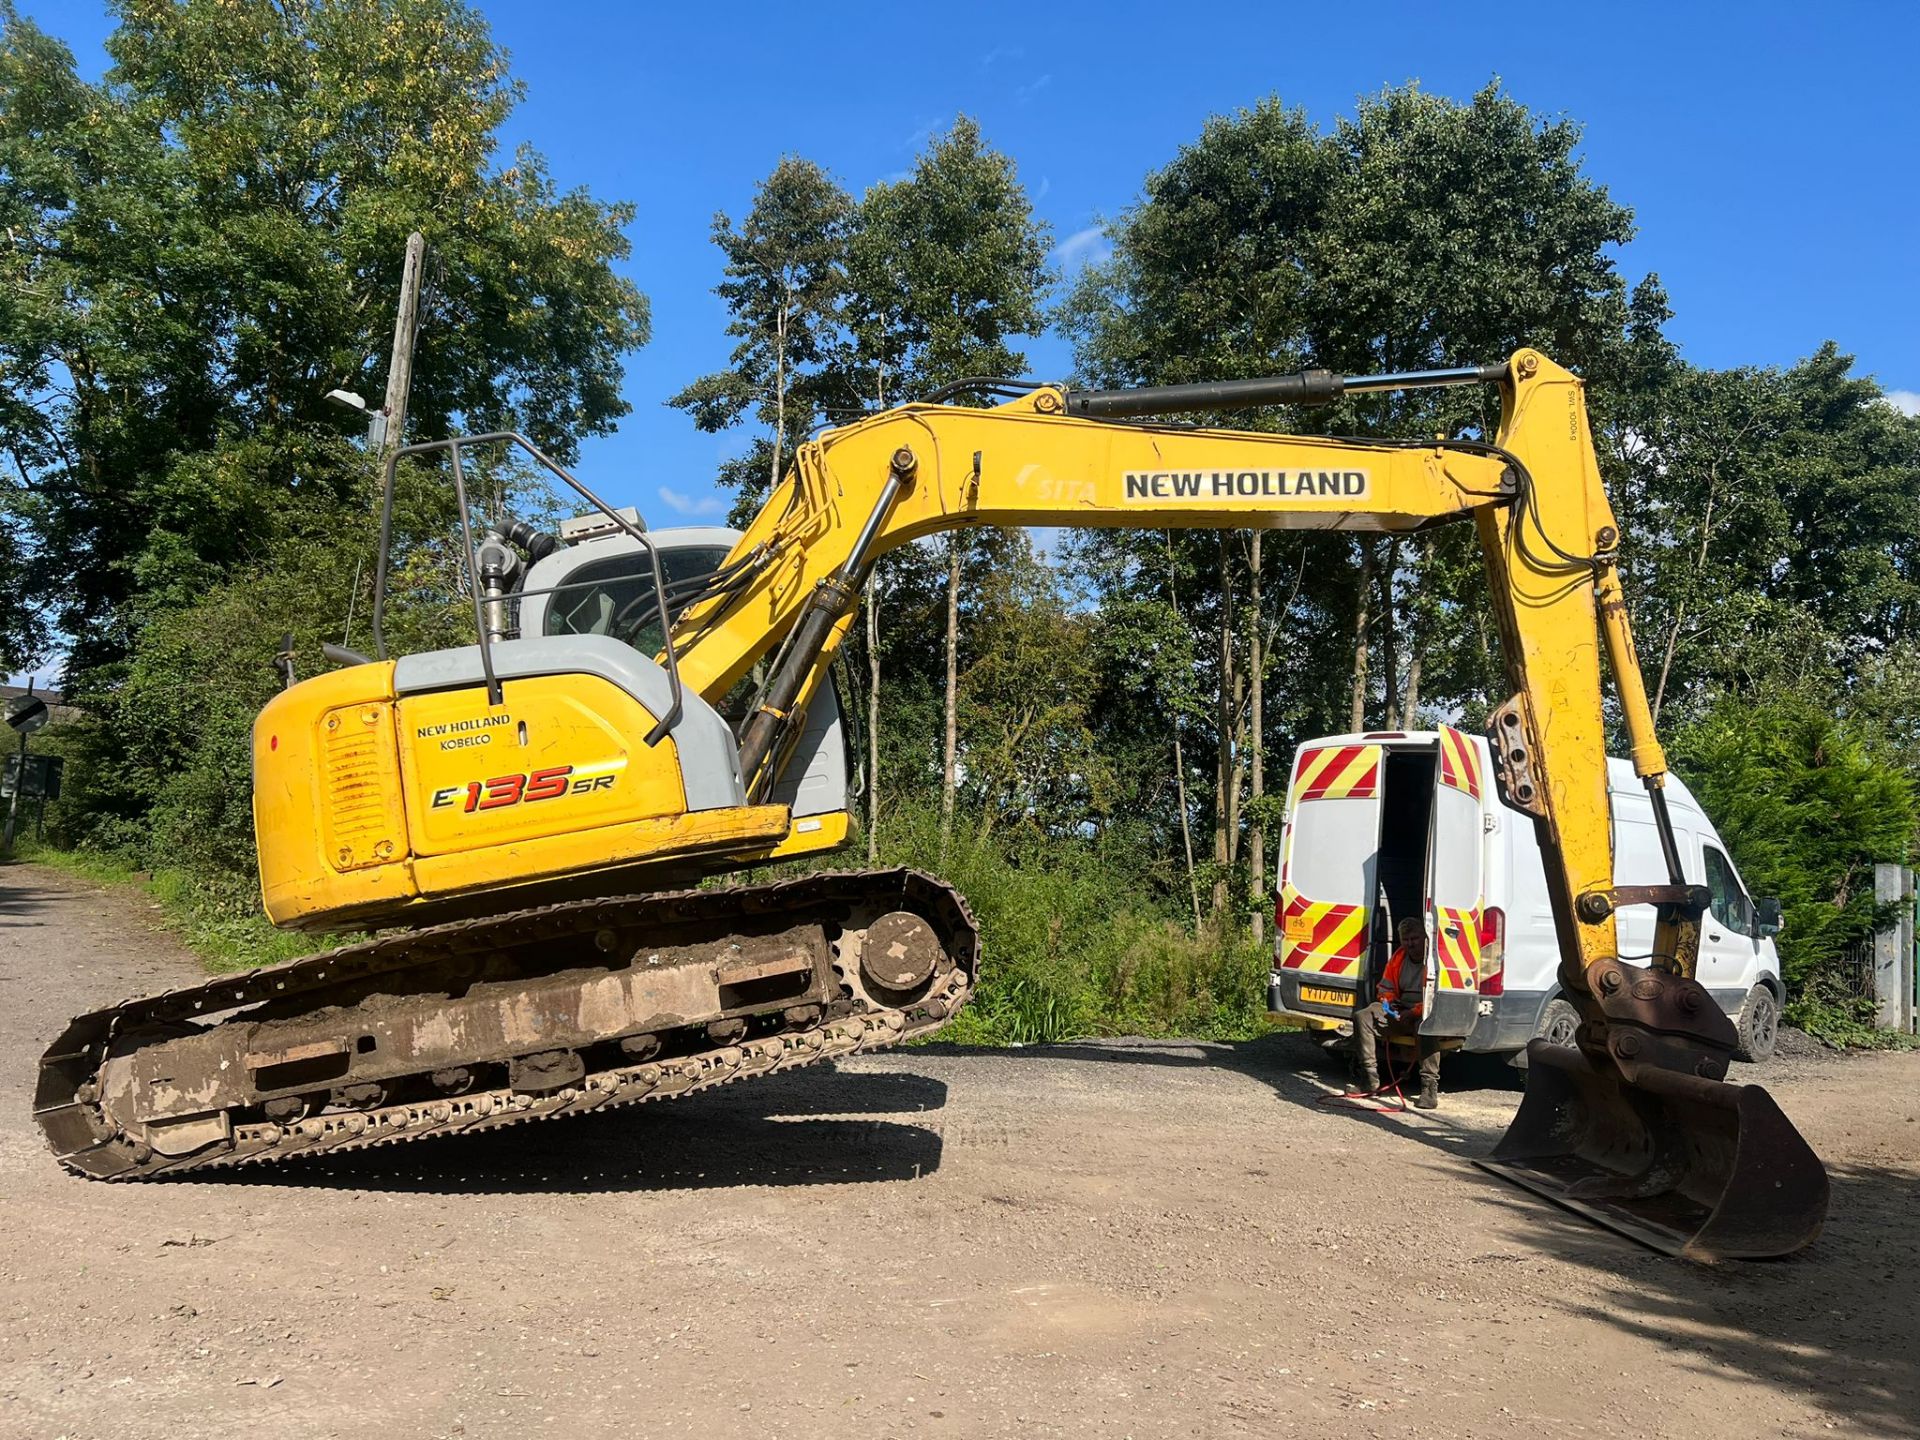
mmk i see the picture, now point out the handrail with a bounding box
[371,431,683,745]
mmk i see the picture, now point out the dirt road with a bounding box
[3,862,1916,1440]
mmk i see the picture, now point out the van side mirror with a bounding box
[1755,896,1784,938]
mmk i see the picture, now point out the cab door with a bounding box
[1421,726,1485,1037]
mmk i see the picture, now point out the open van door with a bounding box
[1275,742,1382,1018]
[1421,726,1485,1038]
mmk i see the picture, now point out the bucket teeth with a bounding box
[1476,1040,1829,1260]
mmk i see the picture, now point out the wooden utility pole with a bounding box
[940,533,962,855]
[1248,532,1265,945]
[380,232,428,458]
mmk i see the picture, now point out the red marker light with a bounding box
[269,735,278,750]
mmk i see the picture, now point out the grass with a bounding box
[1787,995,1920,1051]
[8,838,341,973]
[850,802,1275,1047]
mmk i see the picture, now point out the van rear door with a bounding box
[1421,726,1485,1037]
[1276,742,1382,1017]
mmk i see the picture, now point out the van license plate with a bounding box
[1300,985,1352,1007]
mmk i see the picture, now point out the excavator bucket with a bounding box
[1475,1041,1829,1261]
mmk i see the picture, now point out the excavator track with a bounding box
[35,868,976,1180]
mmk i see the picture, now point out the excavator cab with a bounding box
[520,519,854,825]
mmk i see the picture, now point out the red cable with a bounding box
[1317,1012,1415,1113]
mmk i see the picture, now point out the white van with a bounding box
[1267,728,1785,1062]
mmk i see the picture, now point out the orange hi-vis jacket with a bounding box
[1377,945,1426,1017]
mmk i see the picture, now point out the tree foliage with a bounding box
[1669,693,1915,1037]
[667,157,852,513]
[845,116,1051,399]
[0,0,649,677]
[2,0,647,867]
[1060,82,1650,925]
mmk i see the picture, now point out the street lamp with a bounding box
[325,388,388,450]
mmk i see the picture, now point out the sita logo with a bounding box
[430,764,616,813]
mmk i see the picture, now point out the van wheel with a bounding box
[1734,985,1779,1063]
[1534,998,1581,1050]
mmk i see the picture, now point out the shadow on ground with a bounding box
[932,1031,1920,1436]
[1469,1158,1920,1436]
[0,862,68,927]
[932,1029,1523,1154]
[196,1067,950,1196]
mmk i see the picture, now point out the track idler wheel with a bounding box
[859,911,942,1002]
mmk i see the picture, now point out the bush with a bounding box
[849,799,1270,1045]
[1670,692,1916,1043]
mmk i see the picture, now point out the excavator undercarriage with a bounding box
[36,869,975,1179]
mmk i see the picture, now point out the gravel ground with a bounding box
[2,860,1916,1439]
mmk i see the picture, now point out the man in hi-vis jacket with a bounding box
[1352,916,1443,1109]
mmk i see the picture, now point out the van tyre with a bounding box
[1734,984,1780,1063]
[1508,997,1581,1071]
[1534,997,1581,1050]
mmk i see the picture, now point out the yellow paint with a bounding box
[254,663,419,926]
[1296,744,1380,800]
[411,804,791,898]
[671,409,1513,703]
[737,809,852,864]
[1474,351,1635,1000]
[395,672,685,857]
[256,663,760,928]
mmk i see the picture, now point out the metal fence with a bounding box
[1836,934,1879,1005]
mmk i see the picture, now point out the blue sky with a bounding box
[25,2,1920,534]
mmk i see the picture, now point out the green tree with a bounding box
[668,157,852,518]
[1064,81,1646,927]
[0,0,647,864]
[1604,347,1920,725]
[1670,693,1915,1039]
[843,116,1051,850]
[844,116,1051,403]
[955,533,1109,843]
[1,1,646,677]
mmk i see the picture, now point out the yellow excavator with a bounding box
[36,349,1827,1260]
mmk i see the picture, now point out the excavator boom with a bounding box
[35,349,1829,1258]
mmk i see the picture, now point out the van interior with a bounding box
[1371,746,1437,989]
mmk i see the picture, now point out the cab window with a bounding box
[1702,844,1754,937]
[543,546,731,656]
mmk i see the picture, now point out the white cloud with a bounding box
[1885,389,1920,417]
[657,485,726,519]
[1015,73,1052,103]
[1051,225,1112,273]
[902,115,942,151]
